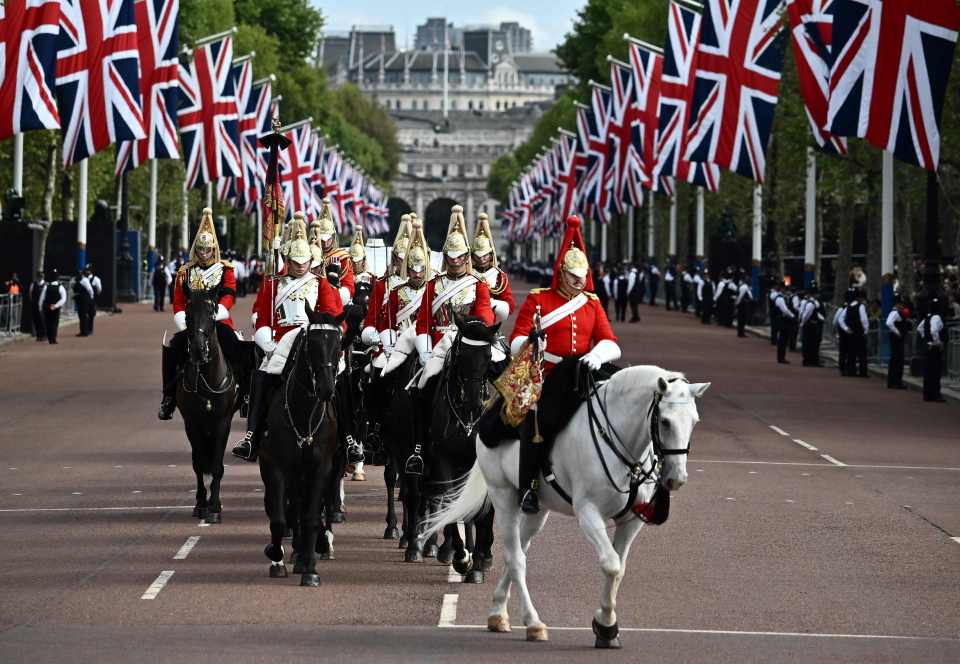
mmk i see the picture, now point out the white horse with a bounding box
[424,365,709,647]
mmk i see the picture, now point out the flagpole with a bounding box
[803,147,816,289]
[77,159,88,272]
[648,192,656,260]
[695,187,705,266]
[13,133,24,195]
[181,179,189,254]
[601,222,608,263]
[669,195,677,258]
[751,184,762,299]
[206,182,213,209]
[880,150,895,332]
[147,159,158,272]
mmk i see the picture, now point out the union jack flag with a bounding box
[827,0,960,171]
[591,83,616,222]
[322,147,345,232]
[56,0,145,166]
[0,0,62,141]
[308,131,326,219]
[178,33,241,189]
[338,162,357,231]
[278,121,313,218]
[608,59,644,211]
[574,102,601,220]
[115,0,180,175]
[654,2,721,192]
[684,0,788,183]
[556,130,584,228]
[239,76,272,214]
[787,0,846,155]
[214,55,252,208]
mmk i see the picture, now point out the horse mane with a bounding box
[457,316,496,343]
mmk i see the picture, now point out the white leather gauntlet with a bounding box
[491,299,509,323]
[414,333,432,366]
[379,329,396,350]
[254,326,277,354]
[214,304,229,321]
[360,326,380,347]
[174,311,187,331]
[581,339,621,370]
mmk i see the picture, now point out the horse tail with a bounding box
[421,461,489,541]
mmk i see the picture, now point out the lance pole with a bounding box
[259,116,292,277]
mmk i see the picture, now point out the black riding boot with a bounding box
[231,370,273,462]
[158,344,179,420]
[404,388,431,476]
[518,415,542,514]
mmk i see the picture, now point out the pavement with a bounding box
[0,285,957,663]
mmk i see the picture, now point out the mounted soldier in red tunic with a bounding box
[360,214,408,358]
[159,208,248,420]
[231,212,344,462]
[506,215,621,513]
[309,199,355,309]
[472,212,515,324]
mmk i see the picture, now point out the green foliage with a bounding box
[487,153,521,203]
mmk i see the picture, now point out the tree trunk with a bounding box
[37,133,59,272]
[61,164,74,223]
[896,198,916,301]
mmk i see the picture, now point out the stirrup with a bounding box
[239,394,250,419]
[158,397,176,421]
[346,435,364,464]
[404,444,424,476]
[231,433,257,462]
[519,488,540,514]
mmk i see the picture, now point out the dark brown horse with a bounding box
[177,290,237,524]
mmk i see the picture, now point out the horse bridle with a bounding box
[578,374,692,521]
[443,334,491,436]
[183,302,233,396]
[283,323,339,448]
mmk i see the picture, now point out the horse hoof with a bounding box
[465,570,484,584]
[423,543,438,558]
[318,551,335,561]
[398,537,409,549]
[330,511,345,524]
[192,506,208,519]
[299,573,321,587]
[452,553,473,576]
[204,512,221,524]
[526,624,549,642]
[404,550,423,563]
[264,544,284,563]
[592,618,621,649]
[269,563,287,578]
[487,614,511,633]
[383,527,401,540]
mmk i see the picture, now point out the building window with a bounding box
[396,99,402,110]
[496,101,501,110]
[468,100,474,110]
[479,101,485,110]
[442,165,449,177]
[433,138,440,148]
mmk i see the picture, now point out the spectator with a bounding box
[39,269,67,345]
[29,271,46,341]
[4,272,23,295]
[152,255,170,312]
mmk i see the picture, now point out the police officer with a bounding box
[627,262,644,322]
[839,289,869,377]
[614,267,629,323]
[768,281,781,347]
[917,298,945,402]
[664,262,678,311]
[772,283,795,364]
[799,283,824,367]
[699,269,715,325]
[885,296,911,390]
[39,269,66,345]
[647,262,661,306]
[734,270,753,337]
[29,271,46,342]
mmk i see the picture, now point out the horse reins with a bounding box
[443,334,490,437]
[183,307,234,397]
[283,324,337,448]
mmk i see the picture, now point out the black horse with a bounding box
[382,314,501,572]
[177,290,238,524]
[259,309,344,587]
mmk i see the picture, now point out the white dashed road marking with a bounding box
[769,425,790,437]
[0,505,192,514]
[820,454,847,467]
[792,438,818,451]
[173,536,201,560]
[437,593,459,627]
[141,570,175,600]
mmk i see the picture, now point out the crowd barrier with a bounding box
[0,294,22,335]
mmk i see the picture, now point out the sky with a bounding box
[314,1,586,53]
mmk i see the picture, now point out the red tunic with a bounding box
[312,247,355,300]
[173,261,237,330]
[363,276,386,329]
[510,288,616,375]
[380,282,427,333]
[252,274,343,343]
[416,273,494,344]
